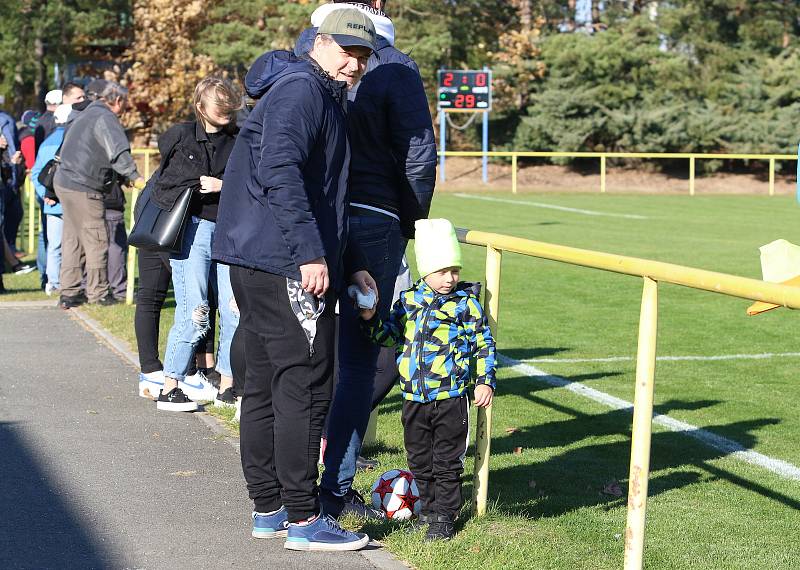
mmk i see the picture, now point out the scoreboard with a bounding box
[437,69,492,112]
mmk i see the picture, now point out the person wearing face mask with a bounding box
[294,0,437,520]
[212,9,379,552]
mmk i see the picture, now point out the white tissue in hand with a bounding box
[347,285,377,310]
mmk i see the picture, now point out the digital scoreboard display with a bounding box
[437,70,492,112]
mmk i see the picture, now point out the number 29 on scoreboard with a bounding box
[437,69,492,112]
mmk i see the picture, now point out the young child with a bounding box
[359,218,497,541]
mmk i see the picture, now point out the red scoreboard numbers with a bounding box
[437,70,492,111]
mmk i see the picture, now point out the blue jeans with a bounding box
[321,214,406,497]
[163,217,239,380]
[37,210,48,287]
[45,214,63,289]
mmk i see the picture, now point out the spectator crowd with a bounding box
[1,0,497,551]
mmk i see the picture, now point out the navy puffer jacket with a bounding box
[212,50,364,288]
[295,30,437,238]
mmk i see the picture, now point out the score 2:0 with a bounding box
[441,72,488,87]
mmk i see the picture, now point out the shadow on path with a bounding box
[0,421,118,569]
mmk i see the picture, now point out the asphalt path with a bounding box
[0,306,382,570]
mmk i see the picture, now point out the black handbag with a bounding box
[37,140,64,192]
[128,180,193,253]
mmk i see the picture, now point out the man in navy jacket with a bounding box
[212,9,378,552]
[295,0,437,521]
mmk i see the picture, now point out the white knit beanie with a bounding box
[414,219,462,277]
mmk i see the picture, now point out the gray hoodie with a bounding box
[54,100,139,193]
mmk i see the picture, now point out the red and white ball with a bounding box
[370,469,422,520]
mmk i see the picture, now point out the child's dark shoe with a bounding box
[424,514,454,541]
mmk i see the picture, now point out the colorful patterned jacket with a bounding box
[364,279,497,403]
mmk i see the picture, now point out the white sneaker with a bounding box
[234,395,242,422]
[179,371,218,402]
[45,283,59,296]
[139,371,165,400]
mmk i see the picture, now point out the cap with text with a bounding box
[318,7,378,52]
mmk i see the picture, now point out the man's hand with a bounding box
[473,385,494,408]
[299,257,329,297]
[10,151,22,165]
[131,177,146,190]
[44,198,57,206]
[199,176,223,193]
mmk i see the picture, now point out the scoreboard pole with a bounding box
[439,110,447,182]
[482,111,489,184]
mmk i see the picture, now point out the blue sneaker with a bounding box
[284,514,370,551]
[252,507,289,539]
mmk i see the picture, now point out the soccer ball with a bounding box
[370,469,422,520]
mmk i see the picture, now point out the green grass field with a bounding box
[4,191,800,569]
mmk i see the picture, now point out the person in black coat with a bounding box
[145,77,242,413]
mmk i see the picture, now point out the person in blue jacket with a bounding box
[31,104,71,295]
[212,9,379,552]
[295,0,438,520]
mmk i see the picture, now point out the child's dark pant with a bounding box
[402,395,469,520]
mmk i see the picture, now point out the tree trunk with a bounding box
[34,31,46,110]
[518,0,531,32]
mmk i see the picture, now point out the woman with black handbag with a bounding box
[150,76,242,412]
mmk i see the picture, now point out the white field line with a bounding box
[453,193,649,220]
[499,353,800,481]
[523,352,800,364]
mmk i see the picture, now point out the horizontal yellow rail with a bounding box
[438,150,798,196]
[460,229,800,308]
[457,226,800,570]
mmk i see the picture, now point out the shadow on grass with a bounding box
[482,391,795,521]
[362,440,404,457]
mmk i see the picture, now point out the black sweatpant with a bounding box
[134,247,215,374]
[231,266,335,522]
[402,395,469,520]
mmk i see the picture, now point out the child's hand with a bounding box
[360,306,376,321]
[473,385,494,408]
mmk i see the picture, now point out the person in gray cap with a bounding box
[54,80,144,308]
[213,8,379,552]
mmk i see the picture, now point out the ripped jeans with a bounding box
[163,216,239,381]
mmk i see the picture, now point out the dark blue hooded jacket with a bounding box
[212,50,364,287]
[295,30,436,239]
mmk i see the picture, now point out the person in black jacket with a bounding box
[212,9,379,552]
[295,0,437,520]
[152,76,242,413]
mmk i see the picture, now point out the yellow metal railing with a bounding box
[457,227,800,570]
[442,151,798,196]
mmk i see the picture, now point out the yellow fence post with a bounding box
[511,154,518,194]
[600,155,607,193]
[689,156,695,196]
[624,276,659,570]
[26,177,35,254]
[363,409,379,447]
[769,158,775,197]
[125,188,140,306]
[472,244,502,516]
[144,151,151,181]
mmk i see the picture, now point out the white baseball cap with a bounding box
[54,104,72,124]
[45,89,63,105]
